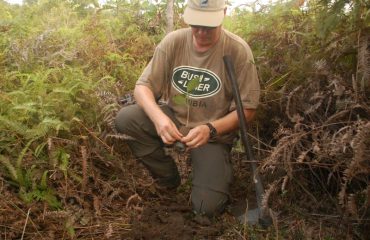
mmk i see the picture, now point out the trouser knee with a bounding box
[114,104,181,157]
[114,105,161,157]
[114,105,145,135]
[191,186,229,217]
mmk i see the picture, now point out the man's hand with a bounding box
[134,85,182,145]
[180,108,256,149]
[181,125,210,149]
[153,115,182,145]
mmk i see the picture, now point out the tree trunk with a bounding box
[166,0,174,34]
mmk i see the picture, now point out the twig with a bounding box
[72,118,114,153]
[232,228,247,240]
[242,160,344,167]
[308,164,337,206]
[309,213,341,218]
[80,145,88,191]
[270,209,279,240]
[21,208,31,240]
[292,177,318,203]
[6,201,45,240]
[247,131,271,148]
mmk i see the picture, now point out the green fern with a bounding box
[0,115,28,137]
[27,117,70,139]
[0,154,17,181]
[34,141,47,158]
[17,170,62,209]
[16,138,35,167]
[50,148,70,175]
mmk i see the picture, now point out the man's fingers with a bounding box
[171,125,183,139]
[162,133,174,144]
[185,135,204,148]
[161,128,182,144]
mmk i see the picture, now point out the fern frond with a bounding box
[285,86,302,123]
[347,194,358,219]
[261,179,280,211]
[34,141,47,158]
[342,122,370,180]
[338,182,347,206]
[356,30,369,92]
[40,170,49,190]
[59,149,70,175]
[81,145,88,191]
[16,138,35,168]
[0,115,28,136]
[106,133,136,141]
[313,59,328,72]
[97,90,118,105]
[12,101,38,113]
[27,117,69,139]
[44,210,69,218]
[351,121,370,167]
[0,154,18,181]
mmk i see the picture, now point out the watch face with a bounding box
[210,128,216,137]
[207,123,217,140]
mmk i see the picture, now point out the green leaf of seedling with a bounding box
[187,76,201,93]
[172,94,187,105]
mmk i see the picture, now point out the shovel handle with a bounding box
[223,55,265,210]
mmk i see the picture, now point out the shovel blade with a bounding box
[237,208,261,225]
[237,208,273,228]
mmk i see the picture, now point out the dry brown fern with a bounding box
[338,121,370,219]
[356,28,369,94]
[261,179,281,212]
[80,145,88,191]
[261,70,370,227]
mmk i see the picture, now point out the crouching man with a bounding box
[115,0,260,217]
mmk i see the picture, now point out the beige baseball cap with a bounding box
[183,0,226,27]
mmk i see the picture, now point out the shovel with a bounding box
[223,55,272,227]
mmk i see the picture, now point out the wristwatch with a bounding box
[206,123,217,140]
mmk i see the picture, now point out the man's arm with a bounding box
[181,109,256,148]
[212,109,256,134]
[134,85,182,144]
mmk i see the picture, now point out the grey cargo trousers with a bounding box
[115,104,233,217]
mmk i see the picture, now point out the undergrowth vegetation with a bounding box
[1,0,146,205]
[0,0,368,239]
[226,0,369,238]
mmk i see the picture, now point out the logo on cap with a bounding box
[200,0,208,7]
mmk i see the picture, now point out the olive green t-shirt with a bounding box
[136,28,260,143]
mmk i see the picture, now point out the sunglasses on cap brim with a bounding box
[189,25,217,30]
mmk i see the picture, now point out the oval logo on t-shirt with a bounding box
[172,66,221,99]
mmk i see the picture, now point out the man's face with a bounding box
[190,25,222,51]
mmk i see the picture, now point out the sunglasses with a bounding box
[190,25,217,30]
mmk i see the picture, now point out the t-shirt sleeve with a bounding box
[136,44,171,101]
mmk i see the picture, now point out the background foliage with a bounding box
[0,0,369,239]
[226,1,369,238]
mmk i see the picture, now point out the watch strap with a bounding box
[206,123,217,140]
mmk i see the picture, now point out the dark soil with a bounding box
[0,148,363,239]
